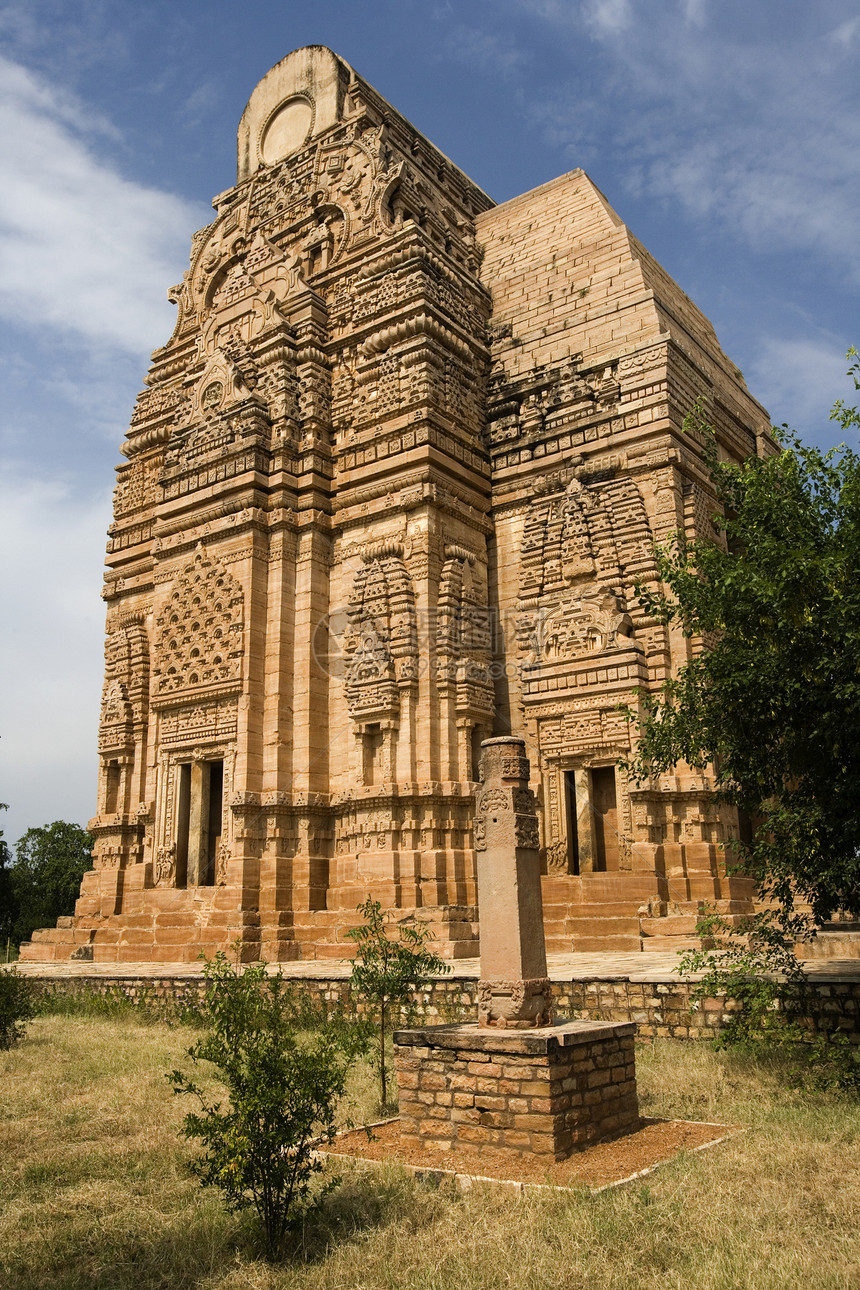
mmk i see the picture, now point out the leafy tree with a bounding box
[9,821,93,947]
[346,897,449,1109]
[170,952,363,1262]
[628,350,860,926]
[0,804,16,952]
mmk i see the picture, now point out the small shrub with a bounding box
[680,906,811,1050]
[802,1030,860,1093]
[680,906,860,1092]
[169,951,364,1261]
[346,898,450,1110]
[0,966,37,1048]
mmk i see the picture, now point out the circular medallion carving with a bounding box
[260,96,313,164]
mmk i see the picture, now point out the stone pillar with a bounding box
[474,737,552,1027]
[187,762,210,887]
[573,766,596,873]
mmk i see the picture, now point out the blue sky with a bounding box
[1,0,858,847]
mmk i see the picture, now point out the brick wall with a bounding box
[27,971,860,1041]
[395,1021,639,1161]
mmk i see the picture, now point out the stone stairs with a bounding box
[541,870,757,955]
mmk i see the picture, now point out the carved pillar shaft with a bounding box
[574,766,596,874]
[188,761,211,886]
[474,737,552,1028]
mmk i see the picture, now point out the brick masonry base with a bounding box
[394,1020,640,1163]
[14,969,860,1042]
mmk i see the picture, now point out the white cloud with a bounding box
[748,336,855,445]
[582,0,633,35]
[828,16,860,48]
[443,26,532,76]
[514,4,860,279]
[0,472,111,847]
[682,0,708,25]
[0,55,205,354]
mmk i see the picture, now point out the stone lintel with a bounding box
[393,1018,636,1055]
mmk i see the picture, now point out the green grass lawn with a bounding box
[1,1012,859,1290]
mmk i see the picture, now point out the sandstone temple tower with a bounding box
[23,46,771,965]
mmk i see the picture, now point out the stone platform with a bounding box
[394,1019,640,1163]
[11,949,860,982]
[10,952,860,1044]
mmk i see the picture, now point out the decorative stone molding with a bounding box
[151,547,244,702]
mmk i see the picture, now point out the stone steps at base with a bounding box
[640,915,701,937]
[544,937,570,954]
[543,900,643,920]
[569,916,642,937]
[577,875,667,901]
[568,934,645,953]
[308,944,359,960]
[803,932,860,959]
[17,941,66,962]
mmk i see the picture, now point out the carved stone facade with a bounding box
[21,47,769,965]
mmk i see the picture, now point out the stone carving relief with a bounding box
[517,588,633,667]
[476,978,552,1029]
[558,481,597,584]
[113,456,159,518]
[152,547,244,701]
[99,619,150,755]
[155,843,176,886]
[545,840,569,874]
[515,816,540,850]
[518,473,657,605]
[130,385,191,430]
[344,548,418,722]
[159,700,239,749]
[99,680,134,749]
[475,788,508,816]
[436,546,493,724]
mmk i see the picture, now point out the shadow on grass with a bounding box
[0,1163,437,1290]
[283,1163,446,1264]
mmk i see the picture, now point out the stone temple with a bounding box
[22,46,770,966]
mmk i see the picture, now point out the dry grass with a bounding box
[1,1015,859,1289]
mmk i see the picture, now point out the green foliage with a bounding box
[679,907,811,1049]
[0,966,38,1049]
[169,952,363,1262]
[680,907,860,1092]
[7,820,93,947]
[829,345,860,435]
[627,366,860,923]
[346,898,450,1110]
[38,981,206,1028]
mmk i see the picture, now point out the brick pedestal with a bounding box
[394,1019,640,1163]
